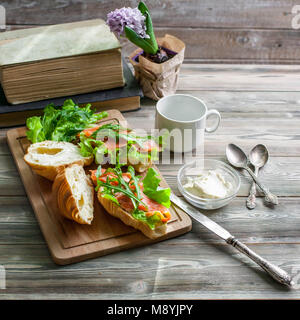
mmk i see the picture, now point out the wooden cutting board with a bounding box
[7,110,192,265]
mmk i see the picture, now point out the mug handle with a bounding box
[205,109,221,133]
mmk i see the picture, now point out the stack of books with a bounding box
[0,19,143,127]
[0,60,142,127]
[0,19,124,104]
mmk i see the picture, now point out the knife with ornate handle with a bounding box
[170,192,293,286]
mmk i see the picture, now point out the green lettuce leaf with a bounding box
[26,116,45,143]
[26,99,108,143]
[142,167,171,208]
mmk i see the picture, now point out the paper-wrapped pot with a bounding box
[129,34,185,101]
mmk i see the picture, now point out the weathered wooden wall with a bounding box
[1,0,300,63]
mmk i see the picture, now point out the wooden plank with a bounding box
[174,91,300,114]
[177,64,300,91]
[1,197,300,245]
[4,24,300,63]
[6,110,191,265]
[158,156,300,197]
[131,94,300,121]
[144,28,300,62]
[0,242,299,299]
[128,111,300,130]
[2,154,300,197]
[2,0,298,29]
[125,108,300,157]
[150,243,300,299]
[120,27,300,62]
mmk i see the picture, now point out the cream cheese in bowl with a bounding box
[183,170,233,199]
[177,159,240,210]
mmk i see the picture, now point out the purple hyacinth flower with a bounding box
[106,7,150,39]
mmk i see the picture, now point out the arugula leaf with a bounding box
[94,166,142,207]
[114,166,140,210]
[102,194,119,205]
[97,179,143,206]
[26,99,108,143]
[142,168,171,208]
[128,166,142,200]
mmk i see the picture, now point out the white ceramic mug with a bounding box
[155,94,221,152]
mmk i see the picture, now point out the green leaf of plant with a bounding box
[144,12,158,53]
[138,1,149,15]
[137,2,158,53]
[125,26,157,54]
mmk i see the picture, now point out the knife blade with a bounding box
[170,192,232,240]
[169,192,293,286]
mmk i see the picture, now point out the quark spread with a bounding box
[183,170,232,199]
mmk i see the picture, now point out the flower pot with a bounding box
[129,34,185,101]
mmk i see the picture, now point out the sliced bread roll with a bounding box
[52,164,94,225]
[97,191,167,239]
[24,140,93,180]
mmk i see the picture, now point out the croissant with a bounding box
[97,191,167,239]
[52,164,94,225]
[24,140,93,181]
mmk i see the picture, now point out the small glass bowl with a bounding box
[177,159,241,210]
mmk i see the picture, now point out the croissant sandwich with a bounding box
[52,164,94,225]
[79,123,164,173]
[24,140,93,180]
[90,166,171,239]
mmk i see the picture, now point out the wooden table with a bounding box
[1,64,300,299]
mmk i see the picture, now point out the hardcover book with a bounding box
[0,60,143,127]
[0,19,124,104]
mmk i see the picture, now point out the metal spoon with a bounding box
[226,144,278,205]
[246,144,269,209]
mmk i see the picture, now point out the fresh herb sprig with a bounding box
[95,165,147,211]
[94,166,171,229]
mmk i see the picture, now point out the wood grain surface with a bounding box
[2,0,300,63]
[0,63,300,298]
[2,0,297,28]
